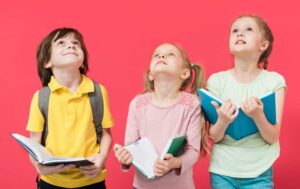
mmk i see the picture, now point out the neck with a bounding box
[52,68,82,93]
[151,79,182,107]
[231,58,262,83]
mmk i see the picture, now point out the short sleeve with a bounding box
[100,85,114,128]
[206,73,221,96]
[272,72,287,92]
[26,91,45,132]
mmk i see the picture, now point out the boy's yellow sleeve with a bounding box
[26,91,45,132]
[100,85,114,128]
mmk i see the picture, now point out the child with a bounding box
[114,43,208,189]
[26,28,113,189]
[207,15,286,188]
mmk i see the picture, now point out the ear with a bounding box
[260,40,269,51]
[180,69,190,80]
[44,61,53,69]
[148,74,154,81]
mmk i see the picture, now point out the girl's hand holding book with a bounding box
[114,144,133,166]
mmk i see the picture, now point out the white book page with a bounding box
[12,133,52,162]
[124,137,158,178]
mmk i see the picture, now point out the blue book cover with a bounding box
[197,89,276,140]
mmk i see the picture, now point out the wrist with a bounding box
[173,157,182,169]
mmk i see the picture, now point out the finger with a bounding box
[154,167,164,176]
[231,107,239,120]
[114,144,122,152]
[80,165,96,170]
[163,154,173,160]
[247,98,253,110]
[222,100,231,112]
[157,159,168,167]
[211,101,220,111]
[121,153,132,165]
[255,97,263,106]
[115,146,124,156]
[228,104,236,116]
[80,167,98,174]
[116,149,127,161]
[81,169,99,178]
[243,101,249,112]
[124,156,133,165]
[63,164,76,169]
[119,150,131,161]
[154,163,166,174]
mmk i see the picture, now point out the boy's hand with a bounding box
[30,156,75,175]
[241,97,264,119]
[154,154,181,177]
[211,100,239,125]
[80,153,106,179]
[114,144,133,165]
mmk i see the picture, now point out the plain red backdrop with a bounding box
[0,0,299,188]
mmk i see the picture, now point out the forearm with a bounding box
[99,129,112,159]
[177,148,199,175]
[254,114,280,144]
[209,120,230,143]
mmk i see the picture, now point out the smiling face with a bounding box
[45,33,84,69]
[229,17,269,57]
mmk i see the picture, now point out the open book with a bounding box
[198,88,276,140]
[11,133,93,167]
[124,135,186,179]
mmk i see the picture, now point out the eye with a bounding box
[168,52,175,56]
[57,40,65,45]
[246,27,253,31]
[232,28,238,33]
[153,53,159,58]
[72,40,81,46]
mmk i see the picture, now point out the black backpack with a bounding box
[38,81,103,146]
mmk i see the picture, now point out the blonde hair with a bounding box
[231,14,274,69]
[144,43,210,156]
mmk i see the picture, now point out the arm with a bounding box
[241,88,286,144]
[114,98,139,170]
[155,103,201,176]
[80,128,112,178]
[209,100,239,143]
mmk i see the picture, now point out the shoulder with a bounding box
[261,70,287,90]
[31,90,41,103]
[207,70,230,86]
[262,70,285,81]
[178,92,200,108]
[207,70,230,83]
[98,83,108,94]
[130,92,151,110]
[207,70,230,94]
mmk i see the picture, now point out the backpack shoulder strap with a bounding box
[38,86,51,146]
[88,81,103,144]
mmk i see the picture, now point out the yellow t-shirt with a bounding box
[26,75,114,188]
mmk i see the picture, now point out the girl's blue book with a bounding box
[197,89,276,140]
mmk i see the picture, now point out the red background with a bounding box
[0,0,299,188]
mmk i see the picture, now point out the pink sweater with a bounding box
[124,92,202,189]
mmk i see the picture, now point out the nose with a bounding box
[158,55,165,59]
[237,31,244,37]
[67,42,76,49]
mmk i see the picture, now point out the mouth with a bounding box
[156,61,167,65]
[235,40,246,45]
[63,52,78,56]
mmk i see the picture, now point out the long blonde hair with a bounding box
[144,43,210,156]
